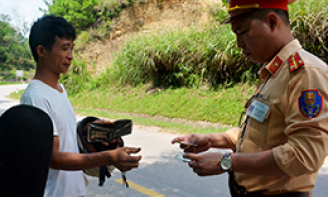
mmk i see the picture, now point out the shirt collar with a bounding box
[260,39,303,77]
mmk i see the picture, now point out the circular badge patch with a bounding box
[299,89,323,119]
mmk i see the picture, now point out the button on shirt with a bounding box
[226,39,328,194]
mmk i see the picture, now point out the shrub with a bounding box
[60,59,91,95]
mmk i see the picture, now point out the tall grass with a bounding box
[63,0,327,94]
[63,0,328,93]
[103,24,258,88]
[93,0,327,89]
[289,0,328,63]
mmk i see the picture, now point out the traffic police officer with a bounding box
[172,0,328,196]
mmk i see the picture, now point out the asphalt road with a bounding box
[1,84,328,197]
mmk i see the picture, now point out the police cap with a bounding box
[224,0,296,23]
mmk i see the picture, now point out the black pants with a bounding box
[228,172,311,197]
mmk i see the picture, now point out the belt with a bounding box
[228,172,311,197]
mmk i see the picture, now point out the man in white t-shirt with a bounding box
[21,15,142,197]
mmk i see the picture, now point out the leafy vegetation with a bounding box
[0,15,34,80]
[43,0,99,31]
[43,0,138,50]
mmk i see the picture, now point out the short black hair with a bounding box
[29,15,76,62]
[247,9,290,26]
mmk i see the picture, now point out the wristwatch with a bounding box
[220,153,233,172]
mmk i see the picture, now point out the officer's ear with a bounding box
[266,12,279,32]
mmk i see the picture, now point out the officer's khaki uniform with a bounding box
[226,39,328,194]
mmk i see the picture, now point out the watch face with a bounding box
[221,157,232,171]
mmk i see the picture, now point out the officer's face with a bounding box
[231,15,273,64]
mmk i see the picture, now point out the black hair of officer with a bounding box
[29,15,76,62]
[240,8,290,26]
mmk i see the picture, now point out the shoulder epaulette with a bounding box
[289,52,304,73]
[268,56,283,75]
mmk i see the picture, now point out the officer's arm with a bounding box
[205,127,239,150]
[231,150,286,176]
[207,132,236,150]
[50,136,141,171]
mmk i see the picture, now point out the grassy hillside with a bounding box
[15,0,327,134]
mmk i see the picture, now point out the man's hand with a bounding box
[92,118,115,126]
[85,118,115,146]
[171,134,212,153]
[108,147,142,172]
[81,118,115,135]
[183,152,225,176]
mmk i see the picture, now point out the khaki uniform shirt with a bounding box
[226,39,328,194]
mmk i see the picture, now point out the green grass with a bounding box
[0,82,24,85]
[74,108,229,135]
[8,89,24,100]
[9,83,255,134]
[68,82,255,135]
[70,83,255,126]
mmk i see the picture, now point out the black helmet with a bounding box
[77,116,132,186]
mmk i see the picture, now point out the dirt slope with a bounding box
[78,0,223,72]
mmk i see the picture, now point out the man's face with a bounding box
[231,15,272,64]
[44,37,74,75]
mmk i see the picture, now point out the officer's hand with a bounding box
[183,152,225,176]
[171,134,211,153]
[110,147,142,172]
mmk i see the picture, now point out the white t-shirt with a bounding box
[20,80,86,197]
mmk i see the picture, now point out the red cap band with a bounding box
[229,0,290,13]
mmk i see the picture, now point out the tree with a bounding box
[43,0,99,31]
[0,18,34,72]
